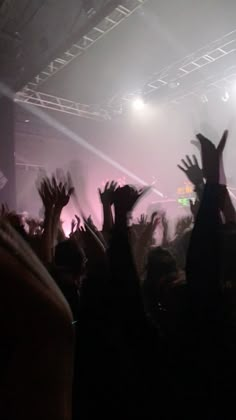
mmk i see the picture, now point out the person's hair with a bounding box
[55,239,85,276]
[143,247,177,300]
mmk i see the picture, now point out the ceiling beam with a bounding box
[18,0,147,94]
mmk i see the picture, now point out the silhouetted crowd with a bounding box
[1,129,236,419]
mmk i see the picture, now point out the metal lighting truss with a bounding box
[19,0,147,95]
[15,89,110,121]
[169,66,236,105]
[16,162,45,170]
[17,6,236,119]
[121,29,236,103]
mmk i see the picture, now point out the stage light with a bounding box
[221,91,230,102]
[200,94,208,104]
[132,97,145,110]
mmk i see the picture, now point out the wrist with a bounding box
[194,181,204,190]
[44,207,53,216]
[102,202,111,209]
[54,205,63,215]
[114,210,128,227]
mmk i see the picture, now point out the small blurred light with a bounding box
[221,91,229,102]
[25,119,30,123]
[169,81,180,89]
[201,94,208,103]
[132,97,145,111]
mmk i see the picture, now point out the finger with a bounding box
[105,181,109,190]
[110,181,115,191]
[152,216,160,229]
[151,211,158,222]
[196,134,216,153]
[186,155,193,166]
[191,140,201,150]
[98,188,102,197]
[52,176,57,191]
[67,172,73,189]
[196,133,208,143]
[218,129,228,154]
[193,155,198,166]
[181,159,189,169]
[177,165,187,173]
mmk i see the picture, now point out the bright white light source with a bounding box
[132,97,145,110]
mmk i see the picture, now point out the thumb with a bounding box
[191,140,201,151]
[217,130,228,154]
[196,133,208,143]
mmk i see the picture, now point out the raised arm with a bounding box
[134,212,160,278]
[98,181,117,237]
[108,185,149,320]
[186,130,228,319]
[177,154,204,202]
[38,172,74,264]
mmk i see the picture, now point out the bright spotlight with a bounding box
[132,97,145,110]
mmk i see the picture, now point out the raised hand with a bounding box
[71,219,76,234]
[177,155,203,186]
[161,212,170,246]
[74,215,81,230]
[175,215,193,237]
[26,217,43,236]
[113,185,149,226]
[38,177,55,211]
[148,211,160,236]
[114,185,149,214]
[85,215,97,231]
[37,171,74,262]
[137,213,148,226]
[53,171,74,210]
[38,171,74,211]
[98,181,118,206]
[196,130,228,184]
[136,212,159,235]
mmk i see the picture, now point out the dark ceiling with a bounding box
[0,0,121,91]
[39,0,236,106]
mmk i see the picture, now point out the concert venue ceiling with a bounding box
[14,0,236,117]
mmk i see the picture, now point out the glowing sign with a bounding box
[178,198,190,207]
[177,183,194,207]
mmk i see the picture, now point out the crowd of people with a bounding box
[1,128,236,419]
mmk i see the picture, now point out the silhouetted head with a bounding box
[55,239,86,280]
[144,247,178,300]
